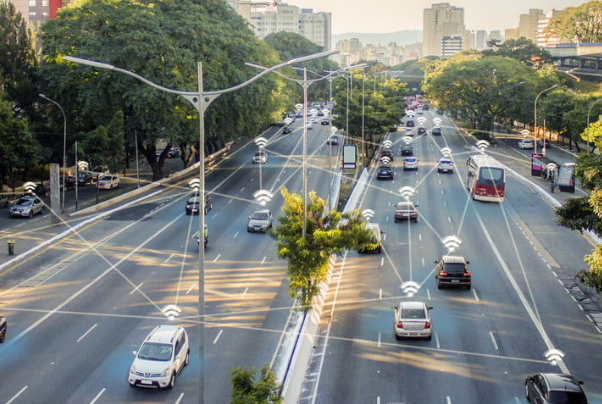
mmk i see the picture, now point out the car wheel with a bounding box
[186,211,191,215]
[394,334,401,341]
[426,334,432,341]
[184,350,190,366]
[466,285,471,290]
[0,330,5,343]
[167,372,175,389]
[525,383,531,402]
[376,246,382,253]
[28,211,33,218]
[437,283,442,290]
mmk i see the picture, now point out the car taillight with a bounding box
[439,271,448,276]
[424,322,431,329]
[464,272,471,277]
[397,321,403,328]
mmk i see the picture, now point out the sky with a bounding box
[291,0,589,35]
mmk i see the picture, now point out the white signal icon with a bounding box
[521,129,530,137]
[398,186,416,200]
[362,209,375,221]
[380,156,391,164]
[407,111,415,118]
[433,118,442,126]
[400,281,420,297]
[253,189,273,206]
[383,140,393,149]
[402,136,413,144]
[23,181,37,194]
[188,178,200,193]
[255,137,268,149]
[417,117,427,125]
[442,235,462,253]
[295,103,303,111]
[284,117,293,125]
[310,108,318,116]
[322,109,330,116]
[331,126,338,133]
[547,163,557,172]
[162,304,182,320]
[544,349,565,366]
[77,161,89,171]
[441,147,452,157]
[476,140,490,152]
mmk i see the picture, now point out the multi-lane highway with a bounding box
[299,110,602,404]
[0,117,340,403]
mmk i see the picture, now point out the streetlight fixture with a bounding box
[533,84,559,154]
[39,93,67,214]
[64,50,336,403]
[586,98,602,155]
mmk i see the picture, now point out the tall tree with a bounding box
[230,364,283,404]
[270,187,375,307]
[39,0,284,180]
[547,1,602,43]
[481,38,553,67]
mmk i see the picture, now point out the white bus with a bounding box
[466,155,506,202]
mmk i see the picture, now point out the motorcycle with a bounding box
[196,235,208,249]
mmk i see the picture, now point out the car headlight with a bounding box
[159,367,170,377]
[129,364,136,374]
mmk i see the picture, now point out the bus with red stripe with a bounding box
[466,155,505,202]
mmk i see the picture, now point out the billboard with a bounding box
[343,145,357,169]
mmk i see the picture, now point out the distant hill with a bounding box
[332,30,422,47]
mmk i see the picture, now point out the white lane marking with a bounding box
[377,397,381,404]
[213,329,223,344]
[490,331,499,351]
[427,288,431,301]
[444,200,447,207]
[186,284,196,294]
[130,283,143,295]
[261,257,266,265]
[228,199,233,204]
[174,393,185,404]
[6,386,28,404]
[448,217,452,223]
[379,289,382,299]
[241,287,249,298]
[446,396,452,404]
[165,253,175,263]
[240,187,245,192]
[77,324,98,343]
[435,332,441,349]
[421,258,425,267]
[89,388,106,404]
[213,254,221,262]
[419,234,422,241]
[234,231,239,238]
[383,233,387,241]
[380,257,384,266]
[378,332,381,348]
[472,289,480,302]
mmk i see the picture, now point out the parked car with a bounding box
[247,209,273,233]
[400,144,414,156]
[435,255,471,290]
[9,196,44,218]
[431,127,442,136]
[252,151,268,164]
[518,139,534,149]
[403,156,418,170]
[0,316,6,343]
[437,158,454,173]
[185,193,212,215]
[525,373,588,404]
[77,171,93,186]
[128,325,190,389]
[97,174,120,190]
[60,176,75,191]
[326,135,339,145]
[394,201,419,223]
[282,126,293,134]
[392,301,433,340]
[167,147,180,158]
[376,164,394,180]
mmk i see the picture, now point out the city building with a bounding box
[518,9,545,41]
[334,39,410,67]
[423,3,469,57]
[537,9,562,47]
[8,0,63,26]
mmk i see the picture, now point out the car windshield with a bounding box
[138,342,173,361]
[397,203,414,210]
[251,212,269,220]
[16,199,33,206]
[401,308,425,319]
[406,158,416,162]
[188,197,200,204]
[548,391,587,404]
[444,263,466,273]
[99,175,111,181]
[439,160,452,164]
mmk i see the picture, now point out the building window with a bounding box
[42,0,49,5]
[29,0,36,6]
[29,12,36,20]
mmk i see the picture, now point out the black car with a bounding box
[538,139,551,149]
[400,144,414,156]
[167,147,180,158]
[432,127,442,136]
[185,193,213,215]
[417,127,426,135]
[283,126,293,134]
[60,176,75,191]
[525,373,588,404]
[376,164,394,180]
[380,149,394,162]
[77,172,93,186]
[0,316,6,343]
[435,255,471,290]
[34,184,47,197]
[406,120,415,127]
[321,119,329,125]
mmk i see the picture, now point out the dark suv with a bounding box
[376,164,394,180]
[435,255,471,290]
[525,373,588,404]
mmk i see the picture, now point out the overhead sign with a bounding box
[343,145,357,169]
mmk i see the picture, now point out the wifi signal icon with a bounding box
[398,186,416,200]
[383,140,393,149]
[162,304,182,320]
[400,281,421,297]
[188,178,200,193]
[380,156,391,164]
[476,140,490,152]
[322,109,330,116]
[417,117,427,125]
[362,209,375,221]
[403,136,413,144]
[521,129,530,137]
[544,349,565,366]
[331,126,338,134]
[284,117,293,125]
[253,189,273,206]
[547,163,557,172]
[255,137,268,149]
[441,147,452,157]
[442,235,462,252]
[23,181,38,194]
[433,118,442,126]
[295,103,304,111]
[310,108,318,116]
[77,161,89,171]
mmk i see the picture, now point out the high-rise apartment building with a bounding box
[518,9,545,41]
[423,3,468,57]
[537,9,562,47]
[8,0,63,26]
[237,1,331,49]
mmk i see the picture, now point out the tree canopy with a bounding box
[230,364,282,404]
[481,38,552,67]
[39,0,285,180]
[547,1,602,43]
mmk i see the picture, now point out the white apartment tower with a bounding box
[518,9,545,41]
[423,3,467,57]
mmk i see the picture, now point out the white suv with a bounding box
[128,325,190,389]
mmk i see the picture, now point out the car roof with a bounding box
[252,209,271,214]
[541,374,584,392]
[441,255,467,263]
[396,201,415,207]
[439,158,452,162]
[398,301,427,310]
[405,157,417,161]
[145,325,182,344]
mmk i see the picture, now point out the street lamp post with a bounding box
[586,98,602,155]
[39,94,67,214]
[64,50,336,403]
[533,84,558,154]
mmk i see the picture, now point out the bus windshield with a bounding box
[478,167,504,187]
